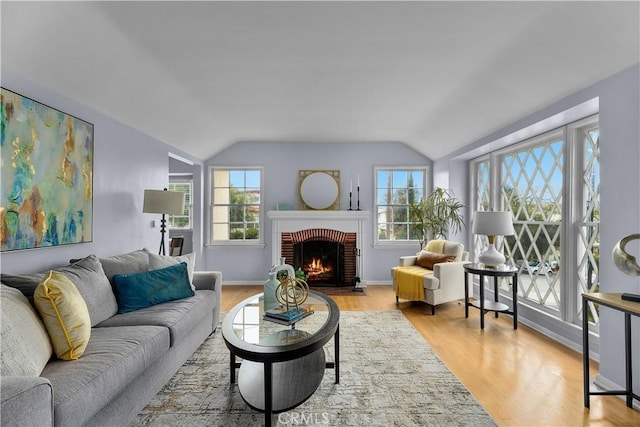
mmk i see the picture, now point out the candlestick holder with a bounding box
[357,186,361,210]
[348,191,353,211]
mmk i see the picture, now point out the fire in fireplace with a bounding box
[281,229,356,287]
[294,239,344,285]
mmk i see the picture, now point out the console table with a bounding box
[464,263,519,329]
[582,292,640,408]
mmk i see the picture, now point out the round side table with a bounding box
[463,263,518,329]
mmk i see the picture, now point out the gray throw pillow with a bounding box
[99,249,149,285]
[1,255,118,326]
[57,255,118,326]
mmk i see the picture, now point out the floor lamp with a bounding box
[143,188,184,255]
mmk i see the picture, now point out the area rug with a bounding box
[131,311,496,426]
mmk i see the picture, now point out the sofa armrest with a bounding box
[193,270,221,292]
[398,256,417,267]
[193,271,222,330]
[1,376,53,427]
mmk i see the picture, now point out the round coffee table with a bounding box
[222,291,340,427]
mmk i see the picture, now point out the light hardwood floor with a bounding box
[221,285,640,426]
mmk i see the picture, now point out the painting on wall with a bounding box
[0,88,94,252]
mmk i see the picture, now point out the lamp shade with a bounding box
[472,211,514,236]
[143,189,184,215]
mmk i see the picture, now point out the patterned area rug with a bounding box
[132,311,495,426]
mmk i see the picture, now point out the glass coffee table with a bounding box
[222,291,340,427]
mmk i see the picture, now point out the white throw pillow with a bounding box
[145,248,196,291]
[1,284,53,376]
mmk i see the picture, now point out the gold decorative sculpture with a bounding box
[275,276,309,311]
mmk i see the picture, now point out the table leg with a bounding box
[479,273,485,329]
[335,325,340,384]
[464,271,469,318]
[264,361,273,427]
[230,352,236,384]
[625,313,632,407]
[512,274,518,330]
[583,295,590,408]
[494,276,499,318]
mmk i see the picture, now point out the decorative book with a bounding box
[264,305,314,325]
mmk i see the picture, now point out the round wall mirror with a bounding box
[300,171,339,210]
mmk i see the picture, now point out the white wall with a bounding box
[0,71,205,273]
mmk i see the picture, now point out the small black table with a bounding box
[222,291,340,427]
[464,263,519,329]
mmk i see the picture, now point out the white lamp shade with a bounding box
[143,189,184,215]
[472,211,514,236]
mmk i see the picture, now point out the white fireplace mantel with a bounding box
[268,210,370,286]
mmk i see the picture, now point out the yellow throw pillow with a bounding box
[34,271,91,360]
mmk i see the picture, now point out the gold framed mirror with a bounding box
[298,170,340,210]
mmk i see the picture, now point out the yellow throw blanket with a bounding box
[394,266,431,301]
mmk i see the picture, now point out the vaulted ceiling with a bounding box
[2,1,638,161]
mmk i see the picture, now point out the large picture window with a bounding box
[210,167,262,244]
[470,114,600,332]
[374,167,428,245]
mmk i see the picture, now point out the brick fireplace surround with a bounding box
[268,210,370,287]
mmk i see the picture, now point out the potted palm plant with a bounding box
[410,187,465,250]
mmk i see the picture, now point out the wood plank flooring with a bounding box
[221,285,640,426]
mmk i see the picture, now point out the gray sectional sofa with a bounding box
[0,249,222,427]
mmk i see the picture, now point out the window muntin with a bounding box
[167,181,192,229]
[210,168,262,243]
[375,167,427,244]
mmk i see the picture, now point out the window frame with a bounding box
[207,166,264,247]
[469,114,600,333]
[373,166,430,247]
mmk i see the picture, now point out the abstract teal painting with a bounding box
[1,88,93,251]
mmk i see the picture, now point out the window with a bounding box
[210,167,262,244]
[470,114,600,331]
[167,181,192,229]
[374,167,428,244]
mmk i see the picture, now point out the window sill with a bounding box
[206,241,266,249]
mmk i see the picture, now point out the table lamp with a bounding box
[143,188,184,255]
[472,211,514,268]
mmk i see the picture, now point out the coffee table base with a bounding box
[238,349,326,413]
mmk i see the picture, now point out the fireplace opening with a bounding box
[281,229,357,287]
[294,240,344,286]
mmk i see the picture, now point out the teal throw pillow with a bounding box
[112,262,194,314]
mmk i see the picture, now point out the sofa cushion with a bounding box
[146,248,196,290]
[96,290,215,346]
[0,284,53,376]
[1,254,118,326]
[112,263,195,314]
[416,250,456,269]
[99,249,149,284]
[40,325,169,427]
[34,271,92,360]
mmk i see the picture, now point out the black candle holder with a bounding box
[348,191,353,211]
[357,186,361,210]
